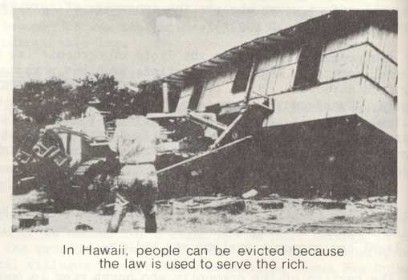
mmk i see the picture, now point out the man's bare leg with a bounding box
[141,200,157,233]
[141,184,158,233]
[141,194,157,233]
[143,210,157,233]
[107,201,128,232]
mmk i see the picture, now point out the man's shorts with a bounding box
[114,164,158,214]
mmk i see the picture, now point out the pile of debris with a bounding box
[12,187,396,233]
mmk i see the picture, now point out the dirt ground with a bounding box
[12,190,397,233]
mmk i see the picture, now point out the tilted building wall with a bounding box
[176,21,397,136]
[166,12,397,198]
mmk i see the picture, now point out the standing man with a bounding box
[107,106,161,233]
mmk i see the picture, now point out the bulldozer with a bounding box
[14,114,117,210]
[13,97,274,211]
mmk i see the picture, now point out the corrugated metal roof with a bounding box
[154,10,397,87]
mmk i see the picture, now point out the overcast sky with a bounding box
[14,9,327,88]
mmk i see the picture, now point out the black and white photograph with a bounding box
[12,9,397,233]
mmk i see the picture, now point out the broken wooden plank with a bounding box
[173,197,246,215]
[188,111,228,131]
[242,189,258,199]
[211,114,244,149]
[157,136,253,174]
[303,223,385,229]
[211,103,274,149]
[19,214,49,228]
[146,112,187,120]
[302,199,346,209]
[256,200,284,209]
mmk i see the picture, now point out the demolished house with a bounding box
[13,10,397,209]
[150,10,397,199]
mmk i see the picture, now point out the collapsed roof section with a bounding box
[153,10,397,88]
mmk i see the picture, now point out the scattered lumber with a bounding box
[19,214,49,228]
[256,199,284,209]
[192,196,227,204]
[242,189,258,199]
[302,199,346,209]
[304,223,385,229]
[173,197,246,215]
[366,196,397,203]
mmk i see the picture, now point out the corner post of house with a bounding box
[245,59,258,104]
[162,82,169,113]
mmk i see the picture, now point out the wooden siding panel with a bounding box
[267,64,297,94]
[368,26,397,62]
[278,49,301,67]
[198,83,246,110]
[363,46,398,96]
[256,48,300,73]
[323,27,369,54]
[198,68,246,110]
[205,69,236,90]
[256,54,278,73]
[251,71,270,96]
[251,63,297,97]
[263,77,363,128]
[359,78,397,138]
[319,45,366,82]
[176,86,194,113]
[260,76,396,138]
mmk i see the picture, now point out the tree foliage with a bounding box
[14,78,72,124]
[13,73,180,127]
[73,73,119,113]
[134,80,180,114]
[133,81,163,114]
[13,73,182,154]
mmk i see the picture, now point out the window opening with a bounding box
[231,61,252,93]
[293,42,324,88]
